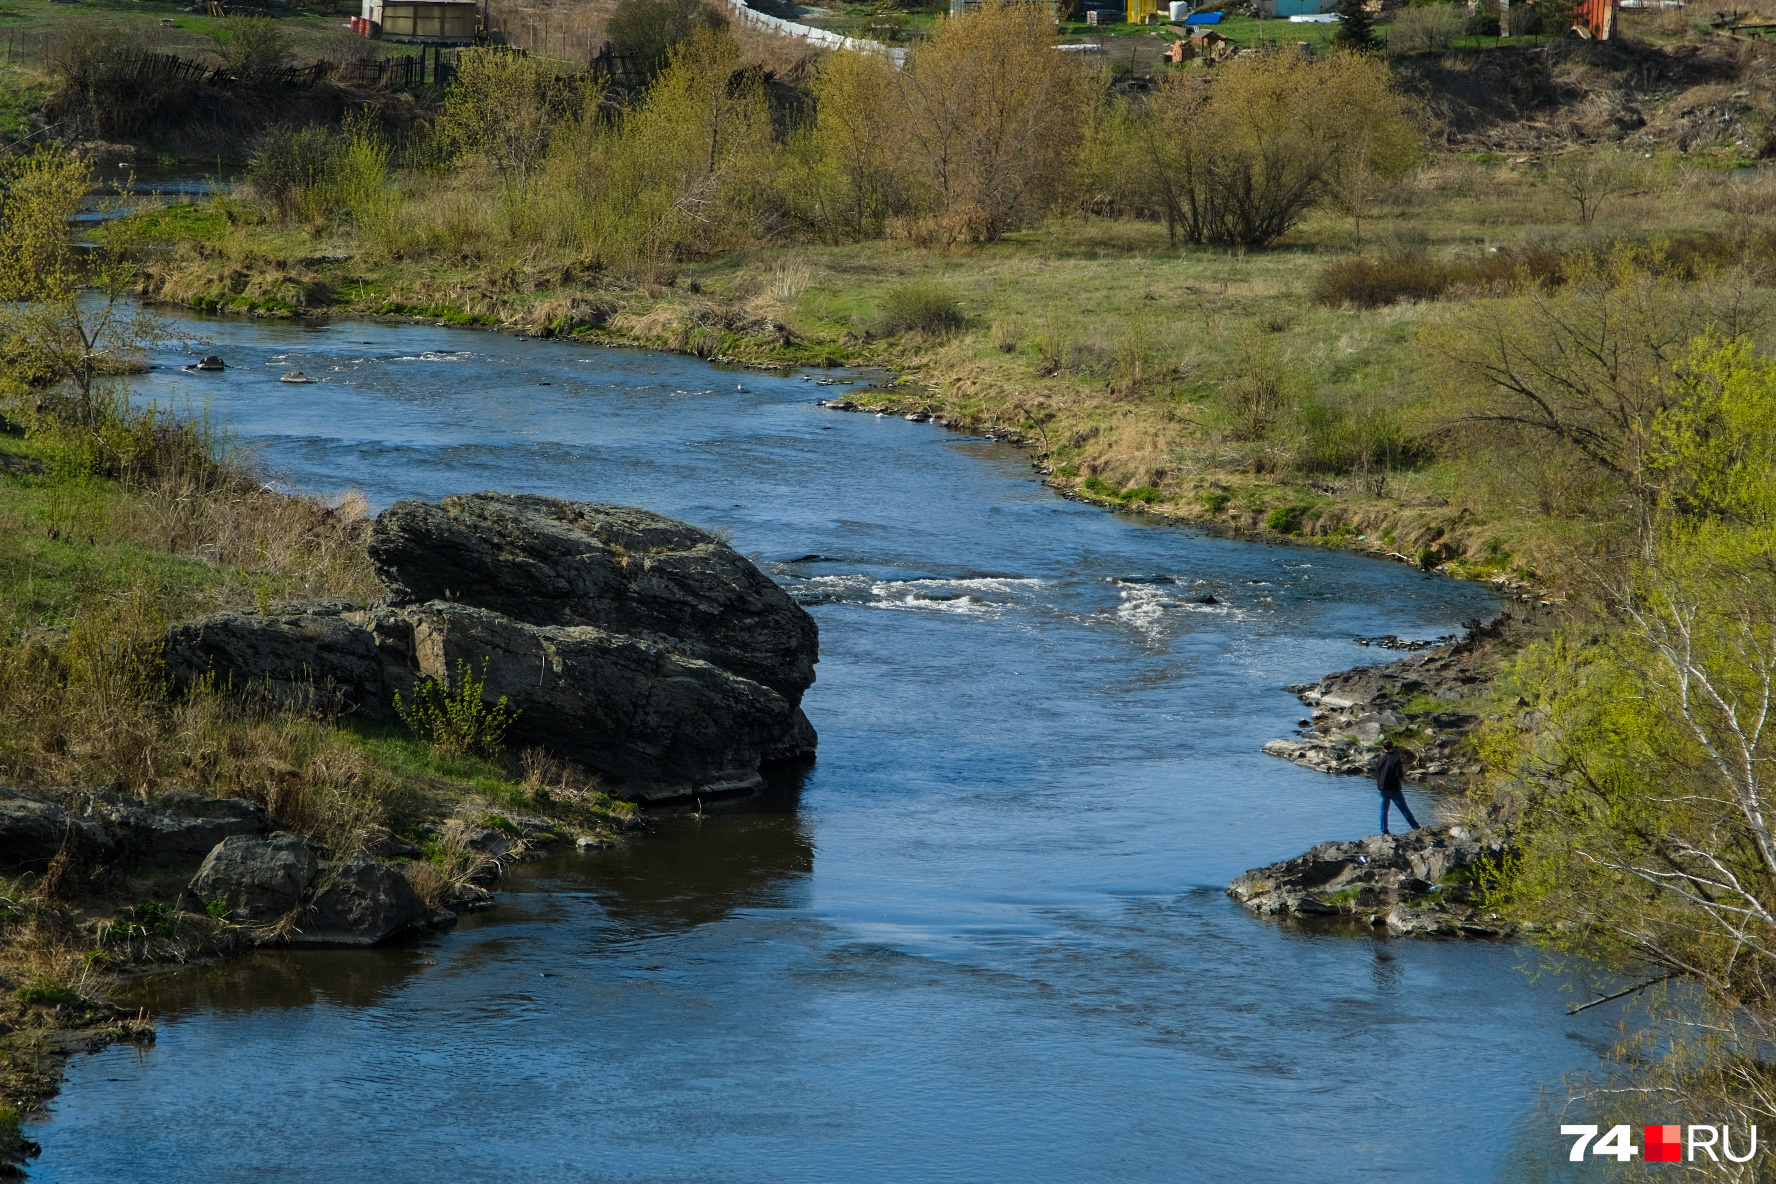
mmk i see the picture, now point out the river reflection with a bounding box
[134,946,438,1016]
[28,312,1620,1183]
[555,768,815,935]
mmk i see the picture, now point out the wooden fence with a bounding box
[0,32,52,65]
[0,36,455,90]
[335,45,457,87]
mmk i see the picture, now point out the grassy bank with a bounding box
[21,0,1776,1159]
[0,398,640,1163]
[125,138,1776,597]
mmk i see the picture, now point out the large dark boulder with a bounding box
[187,835,428,945]
[190,832,317,923]
[162,496,820,801]
[300,853,427,946]
[163,599,395,719]
[367,495,817,702]
[370,601,804,795]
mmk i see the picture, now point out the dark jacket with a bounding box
[1375,751,1404,796]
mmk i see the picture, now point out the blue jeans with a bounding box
[1380,789,1419,834]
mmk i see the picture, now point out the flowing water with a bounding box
[29,315,1618,1182]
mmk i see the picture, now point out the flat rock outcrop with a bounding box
[1227,827,1515,937]
[0,785,274,874]
[1262,615,1528,785]
[368,496,817,700]
[163,494,821,801]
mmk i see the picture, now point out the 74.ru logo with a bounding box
[1561,1125,1758,1163]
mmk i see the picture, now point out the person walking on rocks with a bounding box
[1375,741,1419,835]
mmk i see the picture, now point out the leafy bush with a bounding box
[1099,50,1416,247]
[435,47,586,175]
[1297,399,1411,475]
[877,282,966,336]
[395,657,520,758]
[1200,489,1232,514]
[1266,504,1312,532]
[1388,3,1467,52]
[210,15,290,80]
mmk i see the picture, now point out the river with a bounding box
[28,314,1617,1182]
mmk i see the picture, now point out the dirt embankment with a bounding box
[1394,36,1776,155]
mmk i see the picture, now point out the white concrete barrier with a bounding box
[725,0,908,64]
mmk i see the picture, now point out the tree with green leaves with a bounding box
[1484,333,1776,1145]
[0,146,161,426]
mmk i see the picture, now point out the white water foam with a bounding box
[793,574,1045,616]
[388,351,470,363]
[1111,582,1240,639]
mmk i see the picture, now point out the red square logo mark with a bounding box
[1645,1125,1682,1163]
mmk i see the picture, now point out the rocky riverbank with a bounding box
[1228,612,1549,938]
[166,493,821,803]
[1260,611,1544,785]
[0,493,819,1175]
[1227,827,1515,938]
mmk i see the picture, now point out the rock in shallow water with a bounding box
[163,495,821,802]
[301,853,428,946]
[187,834,430,945]
[1227,827,1515,938]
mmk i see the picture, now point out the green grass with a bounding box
[0,67,45,139]
[339,722,535,804]
[13,983,80,1007]
[126,132,1776,582]
[0,451,229,628]
[124,202,234,245]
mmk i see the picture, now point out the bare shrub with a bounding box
[1549,149,1637,226]
[876,281,965,336]
[1387,3,1468,52]
[1224,336,1289,443]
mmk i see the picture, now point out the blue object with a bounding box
[1381,789,1420,835]
[1184,11,1223,22]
